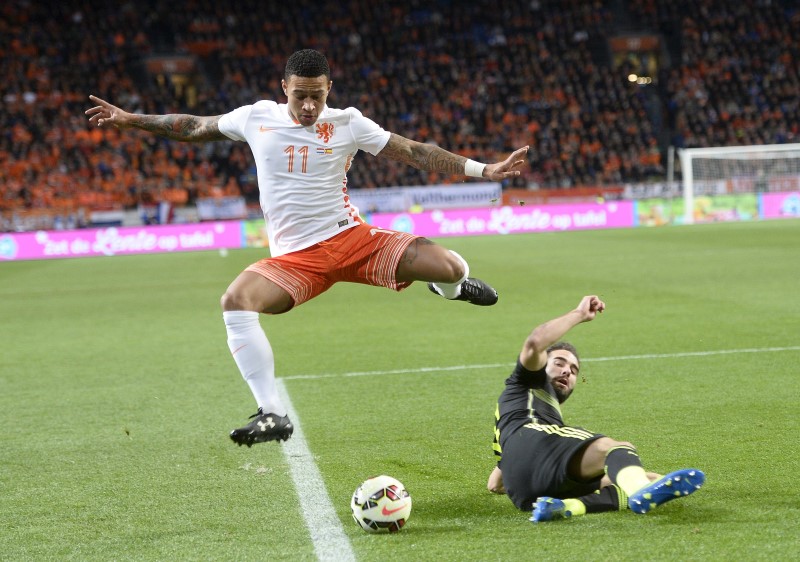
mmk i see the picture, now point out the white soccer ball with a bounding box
[350,475,412,533]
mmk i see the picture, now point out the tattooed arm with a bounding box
[378,133,529,181]
[85,95,227,142]
[379,133,468,176]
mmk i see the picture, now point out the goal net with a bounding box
[678,143,800,224]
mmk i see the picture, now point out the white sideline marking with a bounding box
[585,346,800,362]
[282,345,800,381]
[277,379,355,562]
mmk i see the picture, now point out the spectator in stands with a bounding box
[4,0,799,231]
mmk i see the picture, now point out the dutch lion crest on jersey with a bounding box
[316,122,335,143]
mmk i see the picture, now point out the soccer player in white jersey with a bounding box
[86,49,529,446]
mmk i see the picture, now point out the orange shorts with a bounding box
[245,222,419,311]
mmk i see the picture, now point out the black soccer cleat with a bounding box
[428,277,498,306]
[230,409,294,447]
[456,277,499,306]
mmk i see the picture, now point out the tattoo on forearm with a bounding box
[134,115,224,142]
[383,134,466,175]
[415,144,465,175]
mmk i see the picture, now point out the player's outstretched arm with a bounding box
[519,296,605,371]
[379,133,528,181]
[85,95,227,142]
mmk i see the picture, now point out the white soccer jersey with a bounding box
[218,101,391,256]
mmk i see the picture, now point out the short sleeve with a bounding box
[347,108,391,155]
[507,359,547,388]
[218,105,253,142]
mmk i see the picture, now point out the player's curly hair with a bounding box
[547,342,580,366]
[284,49,331,81]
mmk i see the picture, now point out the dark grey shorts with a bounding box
[499,424,605,511]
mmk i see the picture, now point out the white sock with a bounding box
[223,310,286,416]
[430,250,469,299]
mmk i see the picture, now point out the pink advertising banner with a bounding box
[0,222,242,262]
[367,202,635,237]
[760,192,800,219]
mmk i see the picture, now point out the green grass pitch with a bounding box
[2,219,799,561]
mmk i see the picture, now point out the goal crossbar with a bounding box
[678,143,800,224]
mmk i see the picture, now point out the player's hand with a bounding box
[577,295,605,322]
[487,466,505,494]
[483,146,529,181]
[85,95,132,129]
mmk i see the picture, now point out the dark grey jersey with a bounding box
[493,359,566,458]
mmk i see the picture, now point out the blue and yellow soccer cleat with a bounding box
[530,497,571,523]
[628,469,705,514]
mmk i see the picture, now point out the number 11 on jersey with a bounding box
[284,145,309,173]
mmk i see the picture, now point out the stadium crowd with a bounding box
[630,0,799,148]
[2,0,798,230]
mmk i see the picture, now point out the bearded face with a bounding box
[545,350,579,403]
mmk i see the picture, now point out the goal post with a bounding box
[678,143,800,224]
